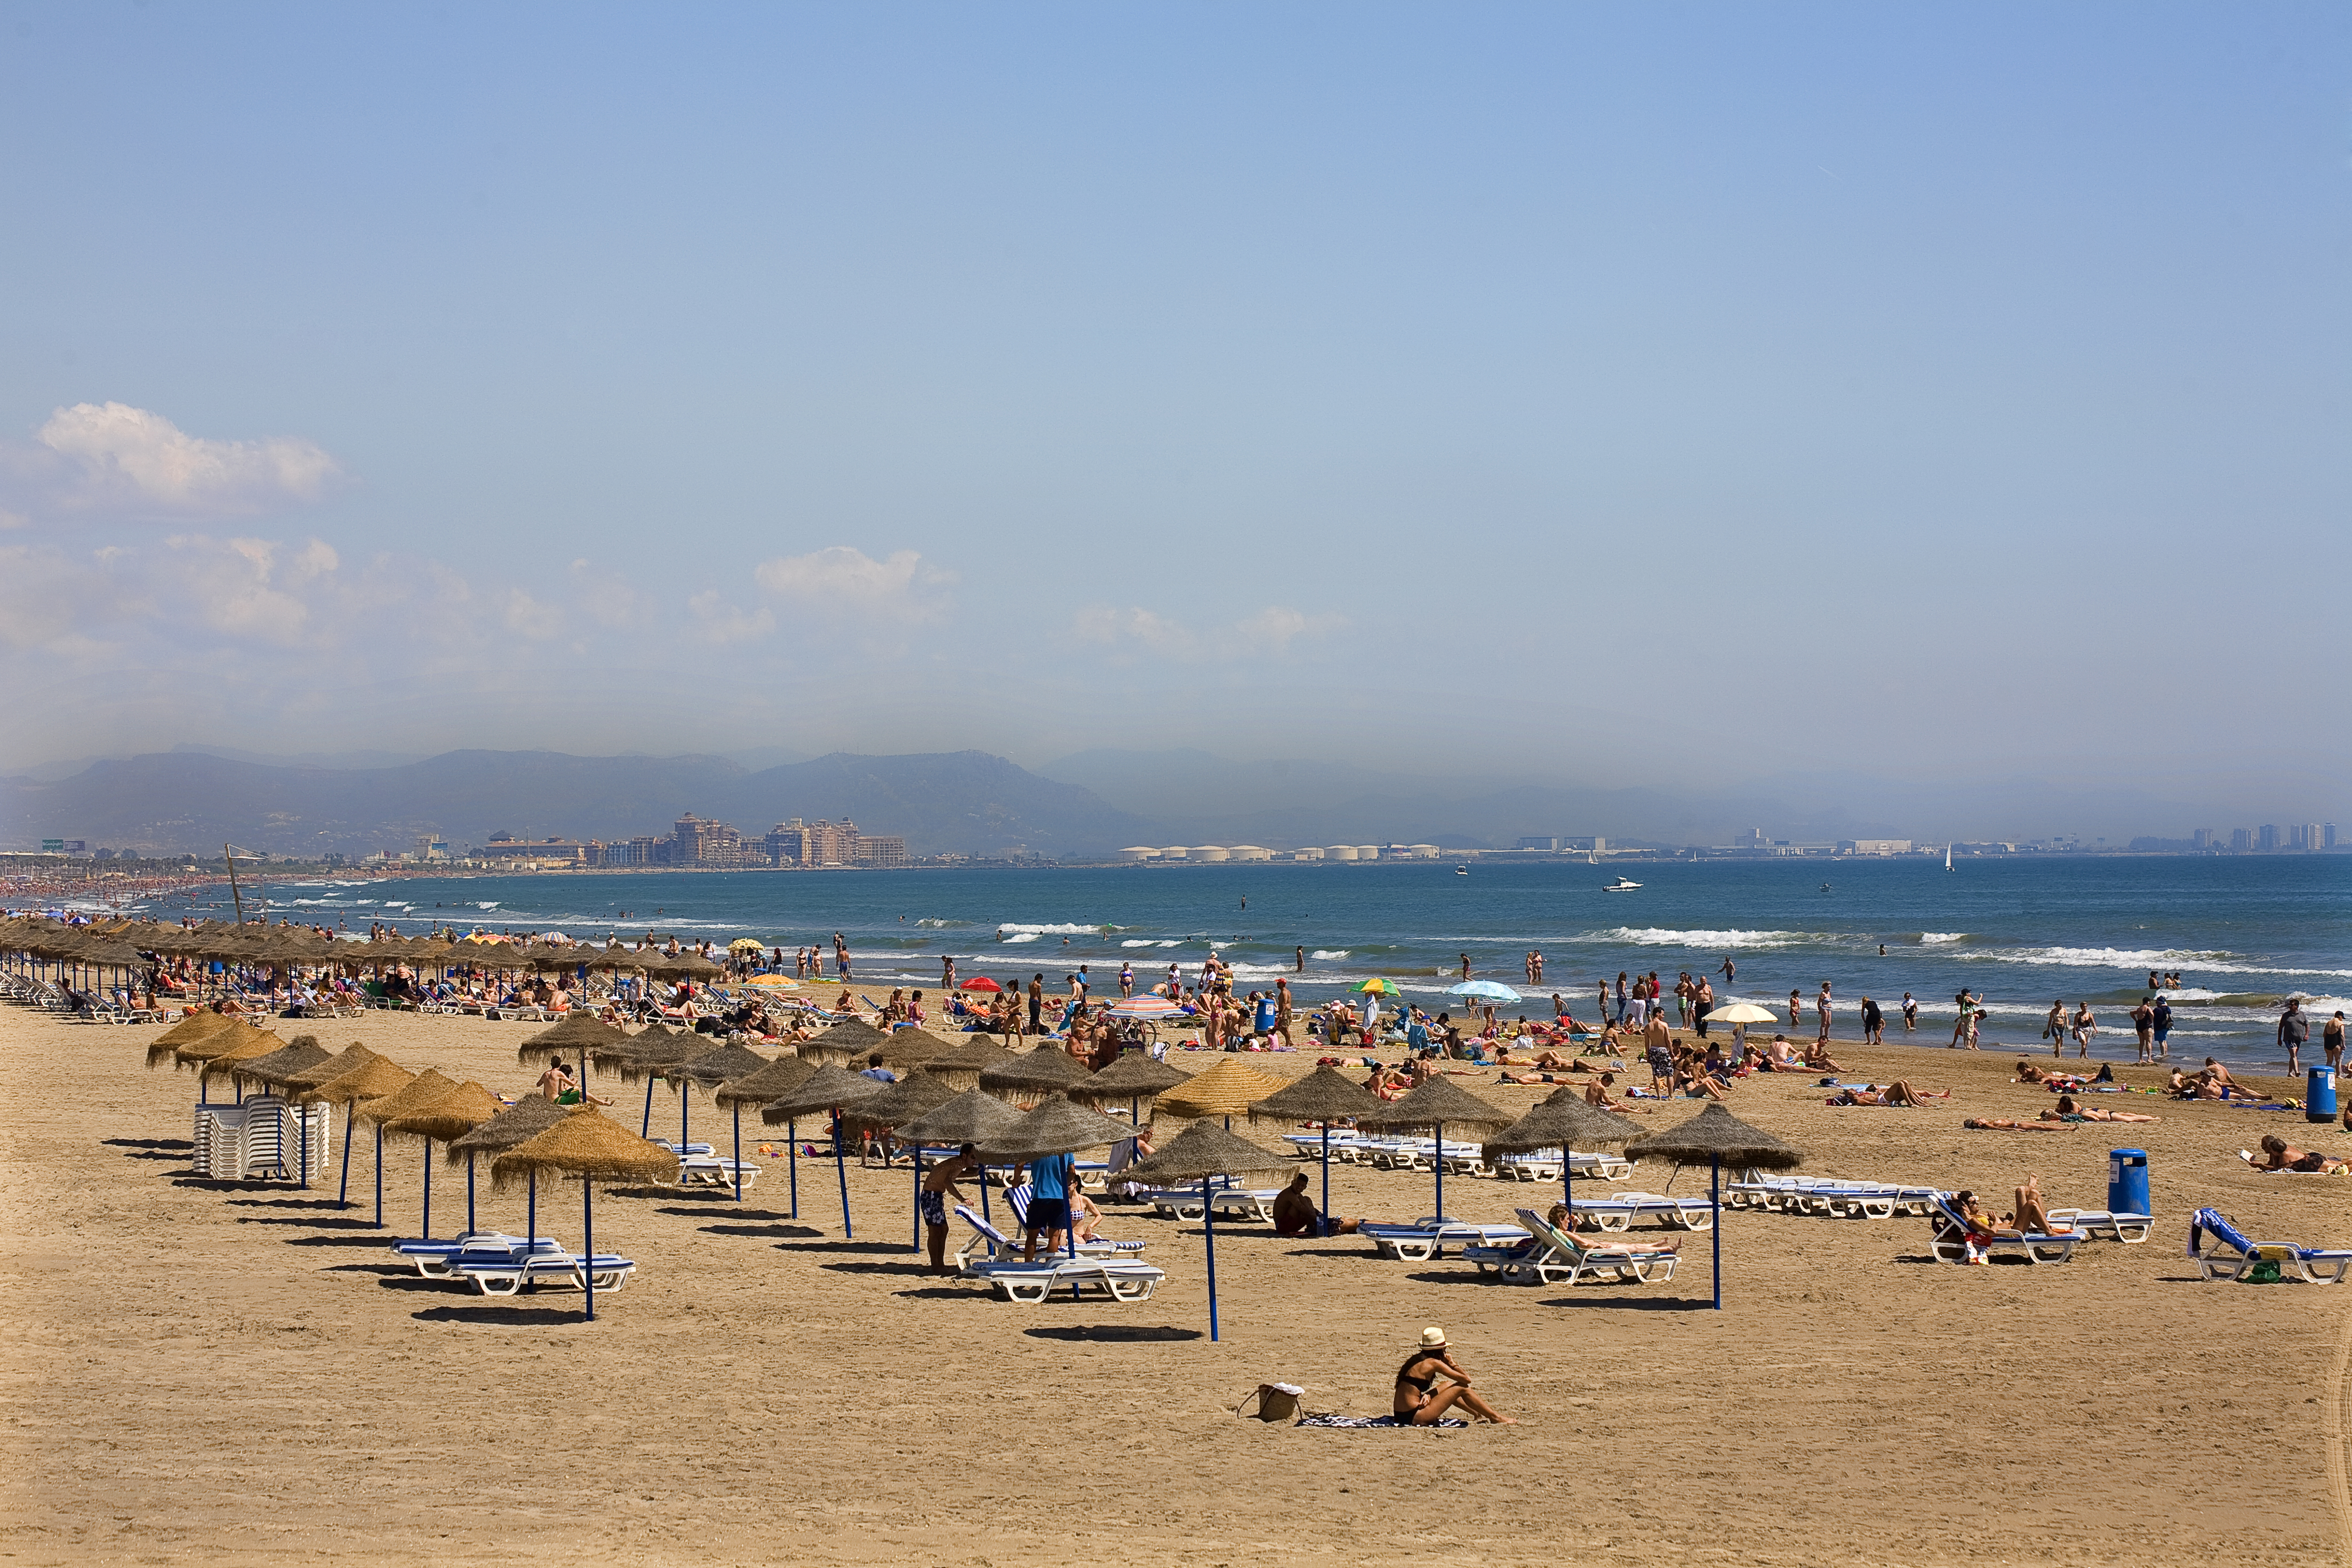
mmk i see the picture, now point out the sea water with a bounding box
[210,854,2346,1071]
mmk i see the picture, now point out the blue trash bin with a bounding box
[2107,1149,2149,1219]
[2307,1067,2338,1125]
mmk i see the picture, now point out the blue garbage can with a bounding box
[2108,1149,2149,1219]
[2307,1067,2338,1125]
[1255,996,1277,1035]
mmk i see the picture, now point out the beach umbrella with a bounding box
[759,1066,885,1237]
[354,1069,460,1230]
[1448,980,1522,1003]
[300,1055,414,1219]
[1247,1065,1383,1236]
[978,1047,1092,1108]
[799,1018,891,1069]
[923,1036,1016,1092]
[381,1080,502,1236]
[185,1024,289,1097]
[1104,996,1182,1018]
[958,976,1003,992]
[1116,1121,1295,1341]
[445,1095,570,1246]
[845,1071,959,1246]
[727,937,766,953]
[1351,978,1408,995]
[604,1029,702,1137]
[1156,1057,1287,1126]
[1070,1053,1190,1144]
[1702,1000,1779,1048]
[1487,1091,1643,1211]
[226,1035,333,1093]
[1623,1103,1803,1310]
[490,1109,679,1321]
[663,1041,771,1168]
[1359,1078,1512,1222]
[745,974,800,990]
[978,1097,1137,1276]
[875,1028,951,1071]
[517,1011,631,1067]
[714,1055,817,1211]
[895,1088,1024,1228]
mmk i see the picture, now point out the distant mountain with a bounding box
[0,747,1146,860]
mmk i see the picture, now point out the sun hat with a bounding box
[1419,1326,1447,1350]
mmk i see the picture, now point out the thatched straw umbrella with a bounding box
[1358,1077,1513,1223]
[844,1071,959,1247]
[800,1018,890,1070]
[300,1055,414,1218]
[517,1010,630,1070]
[381,1080,502,1236]
[490,1109,679,1321]
[1116,1122,1296,1342]
[876,1027,950,1071]
[1247,1065,1384,1236]
[759,1066,885,1237]
[1485,1092,1644,1210]
[895,1088,1024,1228]
[228,1036,333,1093]
[713,1055,817,1213]
[445,1095,570,1245]
[191,1025,292,1088]
[353,1068,459,1231]
[1155,1057,1288,1125]
[605,1029,702,1138]
[978,1046,1091,1109]
[976,1098,1136,1272]
[1069,1053,1191,1151]
[1624,1103,1804,1310]
[922,1036,1015,1093]
[663,1042,771,1189]
[279,1042,379,1093]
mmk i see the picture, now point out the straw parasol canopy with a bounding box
[844,1070,957,1131]
[381,1080,503,1143]
[488,1107,680,1192]
[665,1042,772,1089]
[279,1043,382,1092]
[894,1088,1025,1149]
[1357,1076,1514,1132]
[163,1018,284,1072]
[148,1009,235,1049]
[922,1036,1016,1092]
[1624,1102,1804,1172]
[758,1064,886,1126]
[1072,1053,1191,1104]
[353,1067,461,1127]
[443,1094,570,1166]
[1116,1119,1295,1186]
[1155,1057,1289,1120]
[876,1028,951,1070]
[606,1030,703,1083]
[225,1035,335,1091]
[1485,1094,1643,1157]
[977,1098,1136,1164]
[712,1053,817,1111]
[301,1054,416,1107]
[978,1047,1092,1106]
[146,1013,263,1069]
[517,1011,632,1065]
[798,1018,890,1068]
[1246,1064,1383,1128]
[195,1025,299,1082]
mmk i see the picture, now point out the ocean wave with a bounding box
[1311,950,1350,960]
[1119,939,1158,948]
[1915,932,1969,945]
[915,917,965,928]
[1583,927,1830,950]
[995,922,1106,935]
[1003,933,1040,943]
[476,902,500,911]
[1956,945,2351,979]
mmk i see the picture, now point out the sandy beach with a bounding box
[3,1006,2348,1567]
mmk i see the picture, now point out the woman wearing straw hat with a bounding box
[1393,1328,1514,1426]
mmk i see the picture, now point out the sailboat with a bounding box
[1945,843,1954,872]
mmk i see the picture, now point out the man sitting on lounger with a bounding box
[2246,1135,2350,1174]
[1394,1327,1515,1425]
[1272,1172,1362,1237]
[922,1144,980,1273]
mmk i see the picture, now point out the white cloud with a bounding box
[503,589,564,641]
[751,546,950,618]
[32,402,341,517]
[165,534,321,643]
[1072,603,1343,662]
[686,590,776,645]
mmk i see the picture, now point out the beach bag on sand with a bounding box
[1234,1383,1304,1421]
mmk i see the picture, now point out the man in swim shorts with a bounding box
[1644,1011,1673,1095]
[922,1144,980,1273]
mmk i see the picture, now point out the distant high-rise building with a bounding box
[1515,836,1563,852]
[2257,824,2280,852]
[2230,828,2253,852]
[854,835,908,868]
[2192,828,2215,849]
[2328,824,2340,849]
[2303,823,2322,852]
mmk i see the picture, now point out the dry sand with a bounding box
[3,1006,2349,1567]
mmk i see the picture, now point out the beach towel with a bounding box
[1294,1413,1467,1429]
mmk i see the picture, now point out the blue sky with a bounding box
[2,4,2345,824]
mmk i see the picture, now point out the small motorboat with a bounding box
[1455,865,1469,875]
[1603,876,1641,892]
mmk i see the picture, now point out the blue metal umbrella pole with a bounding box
[1711,1155,1722,1311]
[526,1171,537,1249]
[1320,1123,1332,1235]
[911,1146,924,1250]
[640,1076,656,1138]
[582,1177,596,1322]
[1203,1175,1220,1342]
[421,1140,432,1239]
[466,1151,476,1233]
[298,1100,309,1189]
[679,1078,689,1149]
[833,1109,854,1238]
[1432,1119,1444,1223]
[373,1123,384,1229]
[731,1103,743,1203]
[787,1120,799,1218]
[337,1103,353,1207]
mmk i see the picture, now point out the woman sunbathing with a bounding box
[1826,1080,1944,1107]
[2002,1174,2057,1233]
[1964,1115,2074,1131]
[2047,1095,2159,1124]
[2247,1135,2349,1174]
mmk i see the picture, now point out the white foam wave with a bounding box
[915,918,962,928]
[1585,927,1826,950]
[1003,932,1040,943]
[1957,945,2352,979]
[1157,940,1184,948]
[477,902,500,911]
[1311,950,1350,960]
[995,922,1103,935]
[1917,932,1968,945]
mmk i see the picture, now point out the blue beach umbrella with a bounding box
[1447,980,1523,1004]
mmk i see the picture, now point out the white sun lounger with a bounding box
[955,1206,1145,1268]
[2188,1208,2352,1284]
[1569,1192,1714,1231]
[2046,1207,2151,1243]
[1928,1195,2079,1264]
[962,1257,1166,1303]
[1459,1206,1679,1286]
[445,1246,638,1296]
[392,1233,565,1278]
[1360,1217,1530,1262]
[1135,1186,1283,1223]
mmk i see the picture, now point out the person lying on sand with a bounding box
[1826,1080,1944,1107]
[1272,1172,1363,1237]
[2045,1095,2160,1124]
[2245,1135,2349,1174]
[1964,1116,2073,1131]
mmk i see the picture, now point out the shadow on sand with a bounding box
[1023,1325,1204,1344]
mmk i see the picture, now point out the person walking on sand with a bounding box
[1861,994,1884,1047]
[2130,996,2156,1064]
[921,1144,979,1274]
[1027,974,1044,1036]
[2324,1010,2345,1070]
[1395,1327,1515,1425]
[1275,977,1295,1047]
[2278,998,2309,1075]
[2045,999,2067,1059]
[1815,982,1833,1043]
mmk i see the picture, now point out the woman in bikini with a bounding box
[1393,1328,1514,1425]
[2249,1135,2349,1174]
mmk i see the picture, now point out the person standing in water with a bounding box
[1295,946,1305,973]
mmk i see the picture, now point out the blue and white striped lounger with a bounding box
[2187,1208,2350,1284]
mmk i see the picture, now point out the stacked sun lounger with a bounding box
[1727,1173,1941,1219]
[1360,1217,1531,1262]
[2186,1208,2350,1284]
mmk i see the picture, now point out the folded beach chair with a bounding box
[445,1244,637,1296]
[956,1204,1145,1268]
[1568,1191,1714,1232]
[1460,1206,1679,1286]
[961,1256,1167,1303]
[1360,1217,1530,1262]
[393,1232,565,1279]
[2186,1208,2352,1284]
[1928,1195,2080,1265]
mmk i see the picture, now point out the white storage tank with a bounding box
[1291,847,1324,861]
[1227,845,1272,862]
[1354,845,1381,860]
[1118,846,1160,863]
[1158,846,1189,860]
[1325,845,1360,861]
[1189,845,1231,863]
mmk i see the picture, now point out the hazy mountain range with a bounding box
[0,745,2241,860]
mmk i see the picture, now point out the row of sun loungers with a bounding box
[391,1231,639,1296]
[1278,1132,1633,1183]
[649,1139,759,1190]
[1728,1173,1945,1219]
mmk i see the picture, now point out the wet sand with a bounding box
[3,1006,2348,1566]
